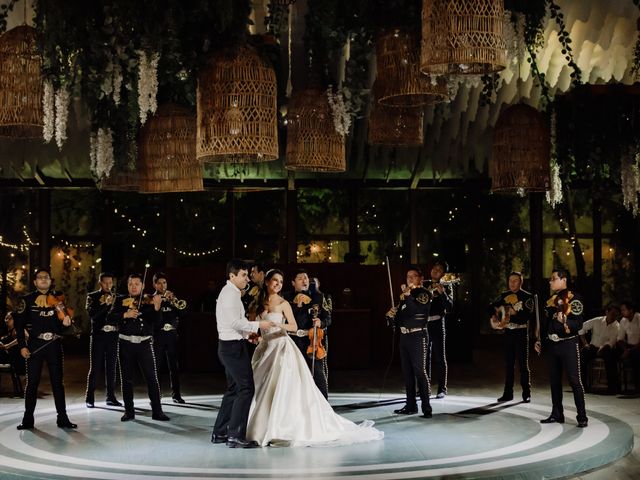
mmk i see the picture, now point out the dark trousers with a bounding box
[399,329,431,414]
[623,347,640,392]
[118,339,163,414]
[213,340,255,440]
[23,339,69,424]
[292,336,328,398]
[503,328,531,396]
[427,318,447,395]
[154,331,181,396]
[580,344,619,392]
[546,338,587,422]
[85,331,119,402]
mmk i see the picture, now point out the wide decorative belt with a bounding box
[547,334,577,342]
[428,315,442,321]
[400,327,427,334]
[289,329,309,338]
[161,324,176,332]
[37,332,61,341]
[119,334,152,344]
[101,325,118,333]
[506,323,528,330]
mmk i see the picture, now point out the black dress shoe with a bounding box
[106,398,123,407]
[421,412,433,419]
[17,423,34,430]
[497,394,514,402]
[57,418,77,429]
[577,420,588,428]
[85,401,95,408]
[521,396,531,403]
[227,437,260,448]
[172,395,186,404]
[152,412,170,421]
[121,412,135,422]
[393,406,418,415]
[540,415,565,424]
[211,434,228,444]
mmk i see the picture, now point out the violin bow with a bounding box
[385,256,395,308]
[137,263,150,310]
[534,294,541,355]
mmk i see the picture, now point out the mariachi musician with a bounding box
[14,268,77,430]
[152,272,187,404]
[386,266,433,418]
[283,269,331,399]
[85,272,122,408]
[423,260,453,399]
[108,272,169,422]
[489,271,535,403]
[537,268,588,428]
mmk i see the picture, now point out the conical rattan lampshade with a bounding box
[285,88,345,172]
[0,25,43,138]
[368,87,424,146]
[99,169,139,192]
[420,0,507,76]
[491,104,550,193]
[139,104,203,193]
[376,30,447,107]
[196,45,278,164]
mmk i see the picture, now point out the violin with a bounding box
[46,293,81,337]
[548,290,573,334]
[306,305,326,360]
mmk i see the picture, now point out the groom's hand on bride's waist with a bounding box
[258,320,277,330]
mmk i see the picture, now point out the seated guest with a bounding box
[617,301,640,393]
[579,303,620,393]
[0,312,26,397]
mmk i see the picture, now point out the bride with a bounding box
[246,269,384,447]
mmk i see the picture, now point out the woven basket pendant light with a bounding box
[0,25,43,138]
[196,45,278,164]
[376,30,446,107]
[285,88,345,172]
[490,104,550,193]
[420,0,507,76]
[139,104,203,193]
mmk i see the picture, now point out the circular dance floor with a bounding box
[0,393,633,479]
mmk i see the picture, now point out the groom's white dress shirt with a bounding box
[216,280,259,341]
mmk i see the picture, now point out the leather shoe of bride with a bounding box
[227,437,260,448]
[540,415,564,424]
[393,406,418,415]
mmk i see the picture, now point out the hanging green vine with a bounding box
[547,0,582,88]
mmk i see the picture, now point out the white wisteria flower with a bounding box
[503,11,526,66]
[546,110,563,207]
[42,80,55,143]
[54,87,71,150]
[90,128,115,180]
[621,148,640,217]
[326,87,351,136]
[137,50,160,125]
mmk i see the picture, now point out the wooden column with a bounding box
[37,190,51,269]
[164,194,176,267]
[286,187,297,264]
[230,191,237,258]
[410,189,418,264]
[529,192,544,297]
[592,195,602,311]
[348,187,360,262]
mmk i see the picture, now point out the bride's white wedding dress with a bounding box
[247,312,384,447]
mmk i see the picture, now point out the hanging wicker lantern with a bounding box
[368,90,424,146]
[285,88,345,172]
[421,0,507,76]
[0,25,43,138]
[196,45,278,164]
[490,104,550,194]
[376,30,447,107]
[99,169,139,192]
[138,104,203,194]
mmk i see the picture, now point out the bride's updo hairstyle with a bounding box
[256,268,284,316]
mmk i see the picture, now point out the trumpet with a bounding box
[425,273,460,296]
[162,292,187,310]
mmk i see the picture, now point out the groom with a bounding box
[212,259,276,448]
